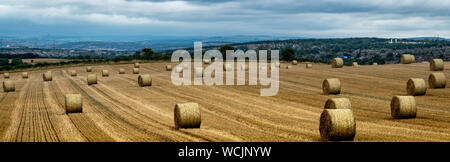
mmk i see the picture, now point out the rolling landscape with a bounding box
[1,3,450,160]
[0,60,449,142]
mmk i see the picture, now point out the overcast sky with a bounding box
[0,0,449,38]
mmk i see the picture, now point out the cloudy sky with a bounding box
[0,0,449,38]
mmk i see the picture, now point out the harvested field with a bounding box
[22,58,70,65]
[0,62,449,142]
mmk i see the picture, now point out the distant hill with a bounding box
[0,35,305,51]
[405,37,448,41]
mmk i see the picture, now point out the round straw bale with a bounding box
[292,60,298,65]
[43,71,52,81]
[372,62,378,66]
[166,65,172,71]
[194,67,203,77]
[204,59,211,64]
[69,70,77,76]
[428,72,446,88]
[65,94,82,114]
[87,74,97,85]
[174,102,201,129]
[138,74,152,87]
[401,54,415,64]
[390,96,416,119]
[319,109,356,141]
[352,62,359,67]
[224,64,232,71]
[406,78,426,96]
[86,66,92,72]
[325,98,351,109]
[134,62,139,68]
[323,78,341,95]
[430,59,444,71]
[102,70,109,77]
[331,58,344,68]
[306,63,312,68]
[133,68,139,74]
[22,72,28,79]
[4,72,9,79]
[286,65,292,69]
[119,68,125,74]
[3,80,15,92]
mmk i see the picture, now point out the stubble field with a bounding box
[0,61,449,142]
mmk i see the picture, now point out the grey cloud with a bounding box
[0,0,449,38]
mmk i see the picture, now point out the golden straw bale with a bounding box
[133,68,139,74]
[3,72,9,79]
[166,65,172,71]
[119,68,125,74]
[65,94,82,114]
[306,63,312,68]
[406,78,426,96]
[331,58,344,68]
[138,74,152,87]
[134,62,139,68]
[22,72,28,79]
[323,78,341,95]
[86,66,92,72]
[319,109,356,141]
[430,59,444,71]
[3,80,15,92]
[102,70,109,77]
[87,74,97,85]
[391,96,416,119]
[401,54,415,64]
[292,60,298,65]
[325,98,351,109]
[428,72,446,88]
[174,102,201,129]
[69,70,77,76]
[43,71,52,81]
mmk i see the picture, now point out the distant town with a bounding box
[0,37,449,66]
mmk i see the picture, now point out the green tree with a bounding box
[11,58,23,65]
[135,51,141,59]
[142,48,154,60]
[0,58,8,66]
[281,48,295,61]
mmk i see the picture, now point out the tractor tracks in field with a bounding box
[65,71,178,142]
